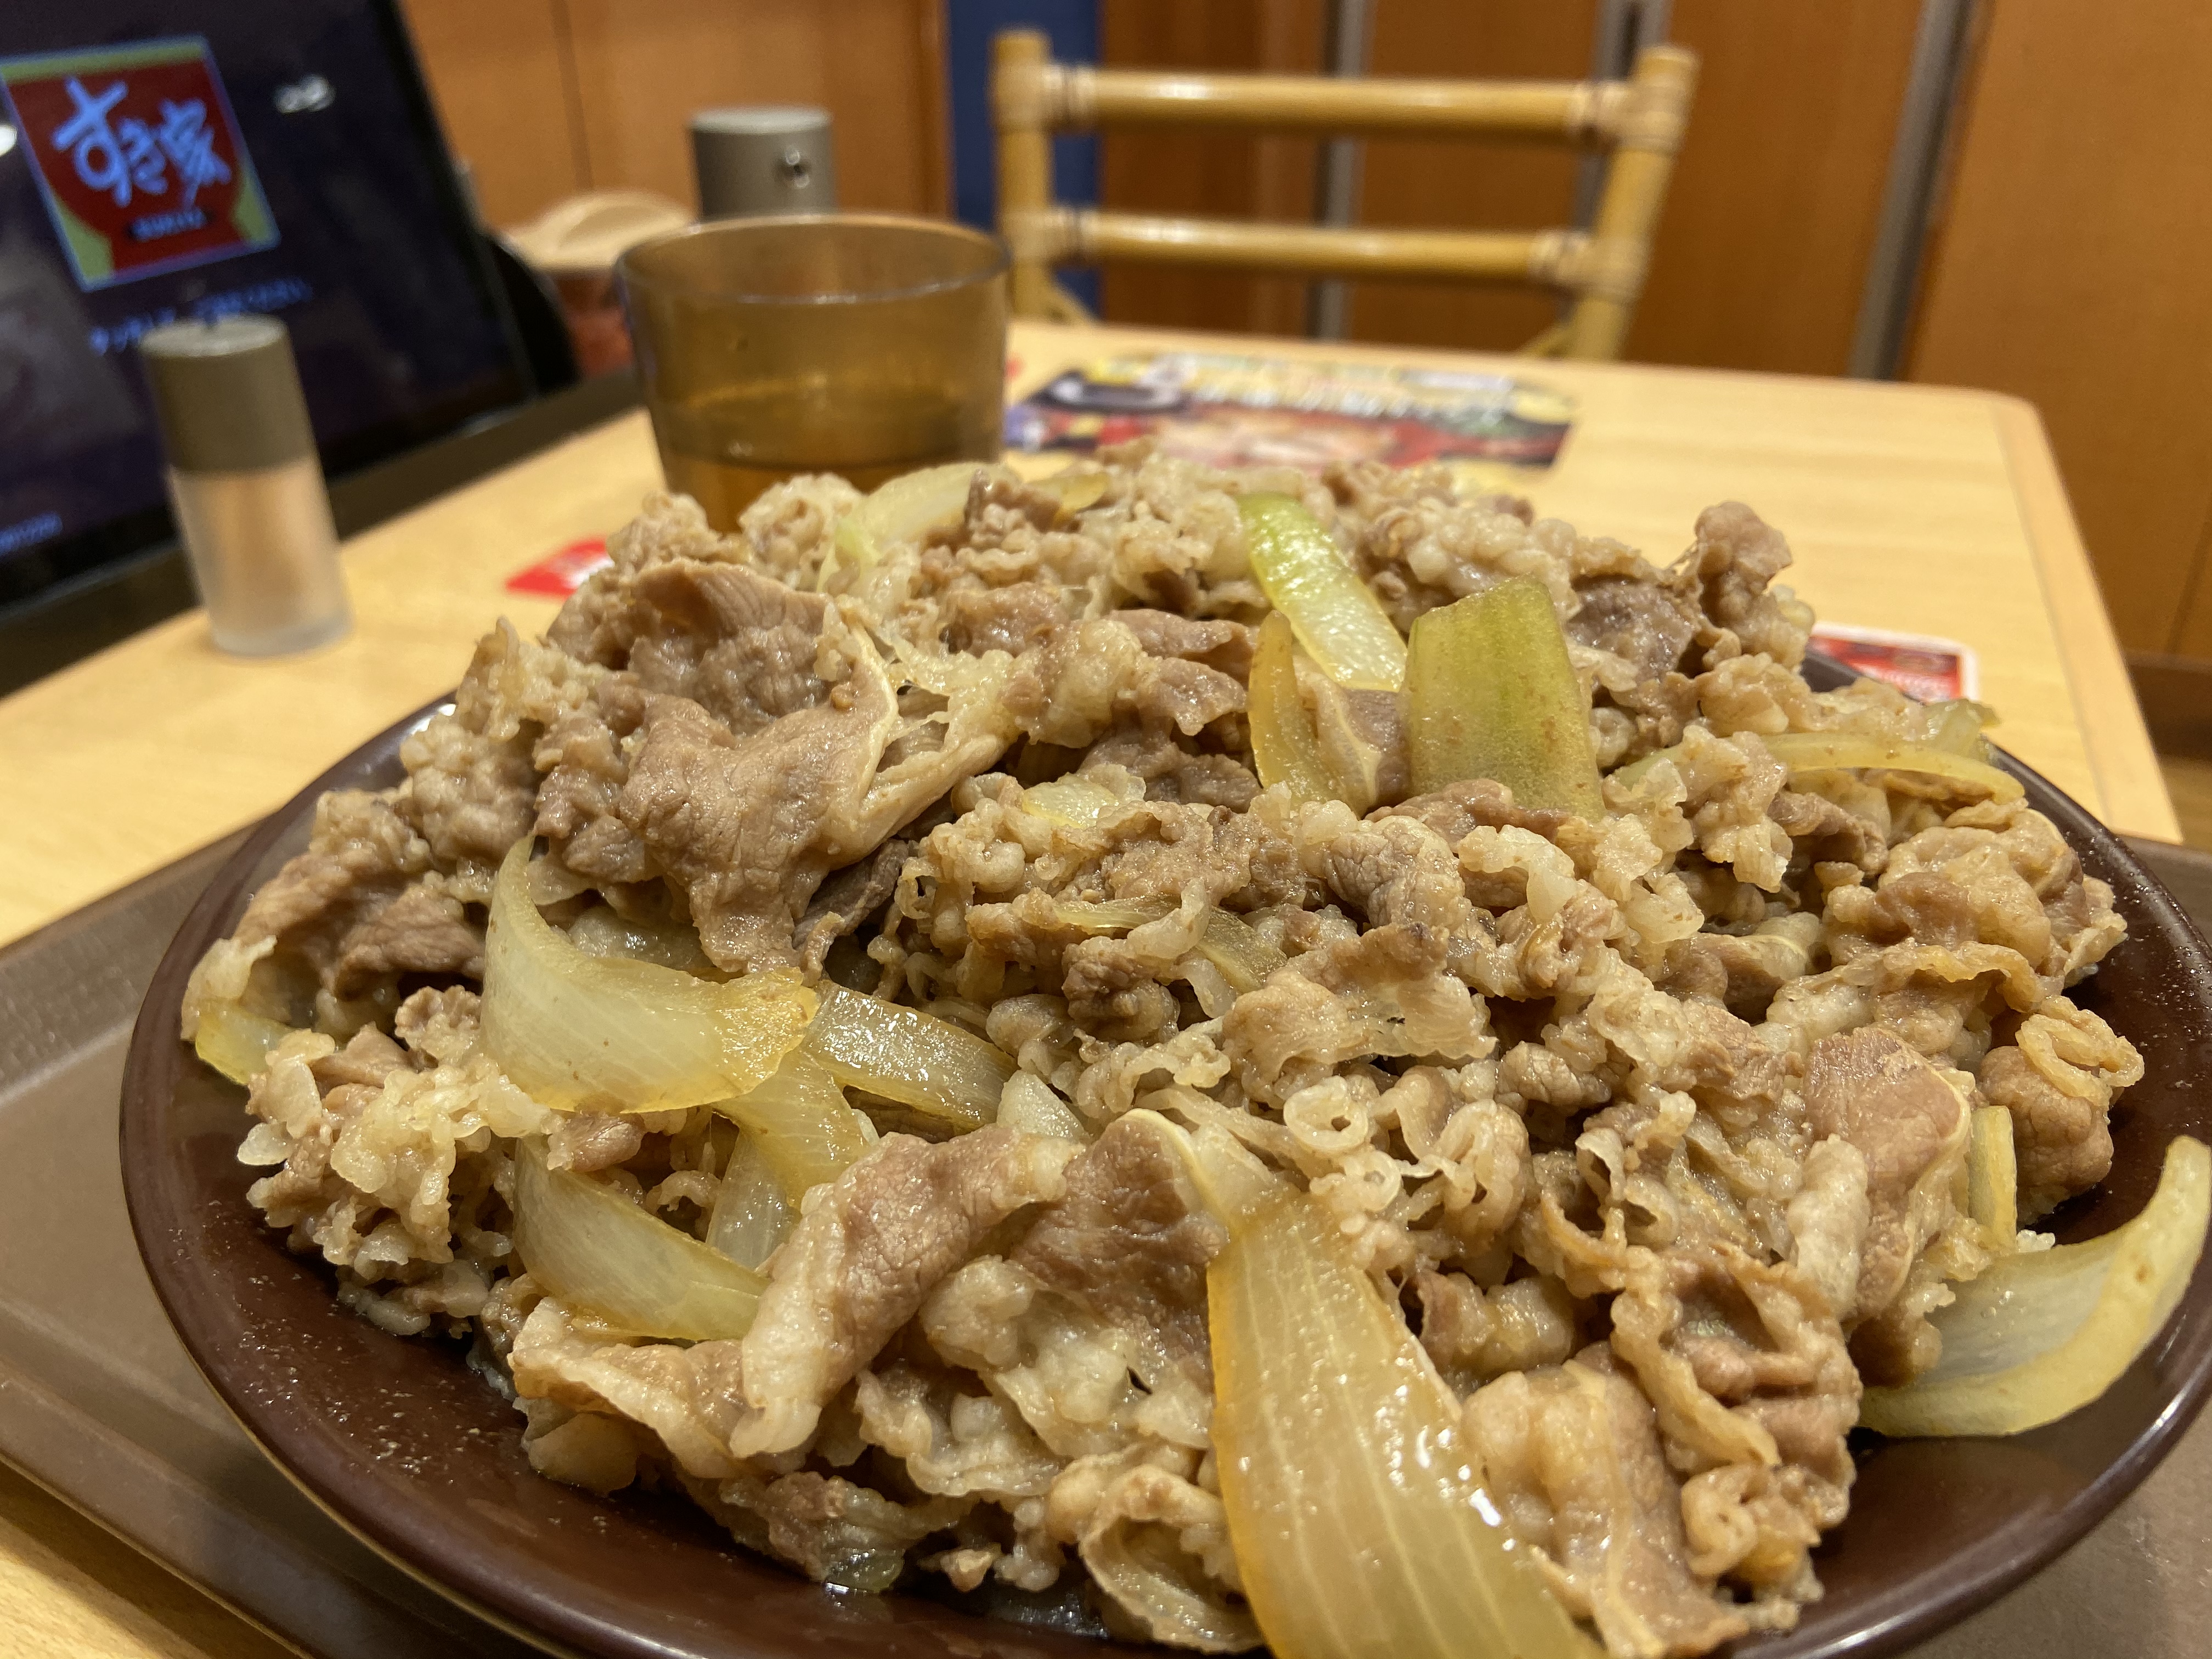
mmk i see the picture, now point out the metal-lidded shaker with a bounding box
[690,106,838,218]
[139,316,350,657]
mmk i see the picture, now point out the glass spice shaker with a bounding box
[139,315,351,656]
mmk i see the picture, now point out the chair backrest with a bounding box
[990,30,1697,361]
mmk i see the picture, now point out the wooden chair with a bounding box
[990,30,1697,361]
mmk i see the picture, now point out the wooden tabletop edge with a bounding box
[1987,399,2180,842]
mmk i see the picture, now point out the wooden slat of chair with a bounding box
[1008,211,1585,285]
[991,30,1696,362]
[1030,65,1636,141]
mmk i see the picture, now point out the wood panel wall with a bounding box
[1629,0,1921,373]
[1096,0,1328,337]
[399,0,588,226]
[398,0,949,230]
[1340,2,1594,353]
[1095,0,1922,377]
[1905,0,2212,661]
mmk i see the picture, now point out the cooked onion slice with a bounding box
[1967,1103,2021,1249]
[1761,732,2023,802]
[482,843,814,1113]
[1023,775,1136,828]
[1199,1135,1601,1658]
[1054,897,1175,933]
[1238,494,1406,691]
[1249,612,1336,802]
[1051,899,1284,994]
[1035,468,1110,520]
[1616,730,2025,804]
[1017,778,1124,832]
[194,1001,296,1085]
[1922,697,2000,757]
[706,1132,793,1271]
[998,1070,1090,1140]
[566,905,714,973]
[1404,577,1604,818]
[1861,1135,2210,1437]
[821,461,983,588]
[718,1053,876,1201]
[1197,910,1286,992]
[803,983,1014,1131]
[512,1137,765,1340]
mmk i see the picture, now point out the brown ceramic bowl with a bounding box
[122,673,2212,1659]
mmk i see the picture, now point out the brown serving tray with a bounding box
[2,833,2210,1659]
[0,838,535,1658]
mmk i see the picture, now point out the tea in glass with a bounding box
[618,216,1009,528]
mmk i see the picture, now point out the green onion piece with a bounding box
[1404,577,1604,817]
[1249,612,1336,801]
[1238,494,1406,691]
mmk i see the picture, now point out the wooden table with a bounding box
[0,319,2179,1654]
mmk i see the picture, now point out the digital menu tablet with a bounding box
[0,0,526,608]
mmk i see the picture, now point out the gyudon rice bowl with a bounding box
[179,450,2208,1658]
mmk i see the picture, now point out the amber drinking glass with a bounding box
[617,215,1009,528]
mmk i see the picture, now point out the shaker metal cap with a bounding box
[139,315,317,473]
[691,105,838,219]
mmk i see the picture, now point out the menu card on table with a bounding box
[1005,349,1575,494]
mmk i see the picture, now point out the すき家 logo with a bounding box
[0,35,278,290]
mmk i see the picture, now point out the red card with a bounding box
[0,37,278,290]
[506,538,610,597]
[1810,624,1978,703]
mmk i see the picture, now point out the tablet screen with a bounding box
[0,0,524,607]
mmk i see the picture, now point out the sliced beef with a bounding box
[1667,502,1806,668]
[510,1300,752,1480]
[580,561,1012,971]
[1804,1027,1967,1319]
[617,689,878,970]
[1376,777,1572,845]
[328,881,483,998]
[1111,609,1254,680]
[1567,574,1701,683]
[793,839,910,975]
[1467,1360,1751,1657]
[943,581,1071,656]
[235,791,479,1011]
[1980,1043,2112,1222]
[1009,1114,1228,1375]
[397,714,535,878]
[732,1127,1080,1457]
[1080,726,1259,810]
[1768,788,1886,874]
[625,561,845,736]
[548,492,743,667]
[533,678,654,887]
[1003,618,1245,750]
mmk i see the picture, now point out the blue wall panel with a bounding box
[945,0,1099,311]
